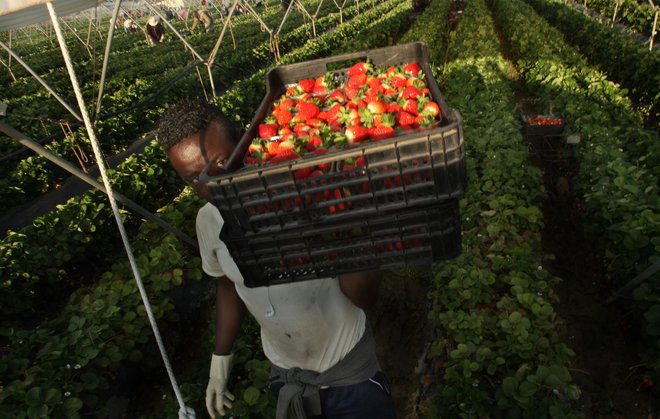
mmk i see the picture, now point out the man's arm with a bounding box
[338,271,382,310]
[213,275,247,355]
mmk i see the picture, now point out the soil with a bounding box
[536,152,660,418]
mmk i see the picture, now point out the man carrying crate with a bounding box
[156,97,396,419]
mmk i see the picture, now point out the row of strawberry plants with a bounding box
[489,0,660,379]
[576,0,658,36]
[398,0,452,63]
[0,0,364,215]
[524,0,660,129]
[413,0,581,416]
[0,3,413,416]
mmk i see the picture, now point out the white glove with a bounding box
[205,353,235,418]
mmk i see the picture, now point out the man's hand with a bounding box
[205,353,235,418]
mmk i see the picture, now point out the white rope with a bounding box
[45,2,195,418]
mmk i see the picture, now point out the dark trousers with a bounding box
[270,371,396,419]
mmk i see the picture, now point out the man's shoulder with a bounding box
[196,202,223,224]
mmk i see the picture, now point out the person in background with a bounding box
[123,18,138,33]
[146,16,165,46]
[191,9,215,33]
[155,97,396,419]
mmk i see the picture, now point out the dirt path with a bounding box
[538,152,660,417]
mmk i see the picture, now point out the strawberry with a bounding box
[326,103,342,124]
[346,61,372,77]
[305,135,323,151]
[387,102,401,113]
[327,89,346,104]
[278,139,296,151]
[293,166,313,179]
[343,85,362,101]
[396,111,417,126]
[248,140,264,158]
[367,100,387,114]
[275,108,292,126]
[345,125,369,144]
[244,156,261,165]
[258,123,278,139]
[338,107,360,126]
[347,73,367,88]
[270,149,300,163]
[401,86,421,100]
[312,85,327,96]
[400,98,419,115]
[403,62,420,76]
[369,125,395,141]
[390,75,407,89]
[296,78,316,94]
[422,101,440,117]
[265,140,280,156]
[296,101,320,120]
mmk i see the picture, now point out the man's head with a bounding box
[156,97,239,201]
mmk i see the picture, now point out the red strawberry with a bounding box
[400,99,419,115]
[390,75,407,89]
[296,101,320,120]
[327,89,346,104]
[387,102,401,113]
[422,101,440,117]
[403,62,420,76]
[344,85,362,101]
[312,85,327,96]
[293,166,313,179]
[296,78,316,93]
[367,100,387,114]
[401,86,421,99]
[396,111,417,126]
[345,125,369,144]
[369,125,395,141]
[248,140,264,157]
[258,123,278,139]
[305,135,323,151]
[265,140,280,156]
[275,108,292,125]
[346,61,372,77]
[270,149,300,163]
[347,73,367,88]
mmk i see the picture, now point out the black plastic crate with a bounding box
[203,42,467,236]
[220,199,462,287]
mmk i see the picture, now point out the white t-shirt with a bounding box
[196,202,365,372]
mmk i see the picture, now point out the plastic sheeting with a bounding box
[0,0,102,31]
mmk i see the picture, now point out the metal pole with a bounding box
[0,56,17,82]
[207,2,239,68]
[0,40,83,122]
[651,9,658,51]
[611,0,620,27]
[0,121,198,249]
[44,4,195,417]
[61,16,93,57]
[95,0,123,119]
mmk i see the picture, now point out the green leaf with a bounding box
[519,380,537,397]
[243,386,260,405]
[502,377,517,396]
[25,387,43,407]
[62,397,83,414]
[27,404,48,419]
